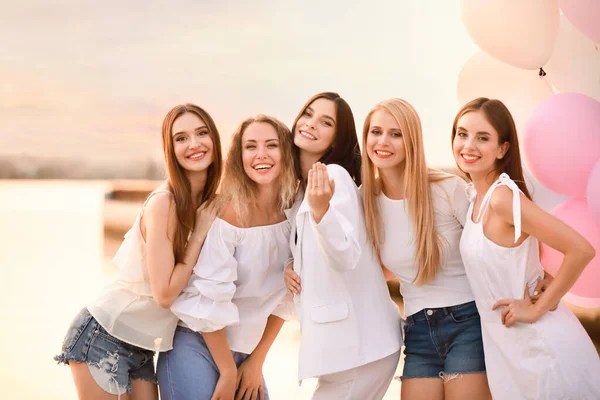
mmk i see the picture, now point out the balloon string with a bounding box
[538,68,556,93]
[541,75,558,95]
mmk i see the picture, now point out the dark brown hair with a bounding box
[161,103,223,261]
[291,92,362,185]
[451,97,532,200]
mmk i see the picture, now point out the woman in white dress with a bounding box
[361,98,492,400]
[452,97,600,399]
[157,115,297,400]
[283,92,402,400]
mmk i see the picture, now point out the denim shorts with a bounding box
[54,308,157,394]
[401,301,486,380]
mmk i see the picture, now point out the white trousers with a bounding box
[312,350,400,400]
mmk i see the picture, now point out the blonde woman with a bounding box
[158,115,297,400]
[360,98,492,400]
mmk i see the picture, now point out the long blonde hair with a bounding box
[361,98,450,285]
[219,114,297,226]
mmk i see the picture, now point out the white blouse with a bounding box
[378,176,475,317]
[87,190,179,352]
[171,217,293,354]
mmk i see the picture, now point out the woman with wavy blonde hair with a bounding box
[361,98,492,400]
[158,114,296,400]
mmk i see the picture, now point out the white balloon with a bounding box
[461,0,560,70]
[457,51,554,133]
[545,15,600,102]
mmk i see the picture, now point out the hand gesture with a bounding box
[211,369,237,400]
[532,271,558,311]
[195,201,218,237]
[306,162,335,223]
[492,286,543,328]
[235,356,265,400]
[284,261,301,296]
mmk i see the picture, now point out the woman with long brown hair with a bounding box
[283,92,402,399]
[54,103,223,399]
[360,98,491,400]
[453,97,600,399]
[159,115,297,400]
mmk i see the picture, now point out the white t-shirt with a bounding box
[171,217,293,354]
[378,176,474,317]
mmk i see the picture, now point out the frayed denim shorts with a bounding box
[54,308,156,395]
[401,301,486,381]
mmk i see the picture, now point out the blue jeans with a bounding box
[157,326,270,400]
[401,301,486,380]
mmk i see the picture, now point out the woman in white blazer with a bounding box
[284,92,402,400]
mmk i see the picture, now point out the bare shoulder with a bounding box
[144,191,175,221]
[489,185,532,220]
[218,204,242,228]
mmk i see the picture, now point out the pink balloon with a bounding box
[560,0,600,44]
[541,199,600,302]
[523,93,600,197]
[588,160,600,225]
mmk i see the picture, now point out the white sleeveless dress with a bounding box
[459,173,600,400]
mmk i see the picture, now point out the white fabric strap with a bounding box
[475,173,522,243]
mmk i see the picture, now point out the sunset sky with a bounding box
[1,1,477,167]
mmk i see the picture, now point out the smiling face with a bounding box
[293,97,337,159]
[242,122,282,186]
[366,109,406,172]
[452,110,509,178]
[171,112,214,173]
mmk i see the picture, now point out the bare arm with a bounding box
[202,330,237,400]
[236,316,285,400]
[249,315,284,364]
[491,189,595,321]
[143,193,215,308]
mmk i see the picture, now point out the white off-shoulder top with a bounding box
[171,217,293,354]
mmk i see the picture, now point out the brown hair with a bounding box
[362,98,451,285]
[291,92,362,185]
[219,115,297,226]
[451,97,532,200]
[161,103,223,261]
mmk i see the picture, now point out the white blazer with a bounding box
[287,164,402,381]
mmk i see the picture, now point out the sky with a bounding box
[0,1,478,167]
